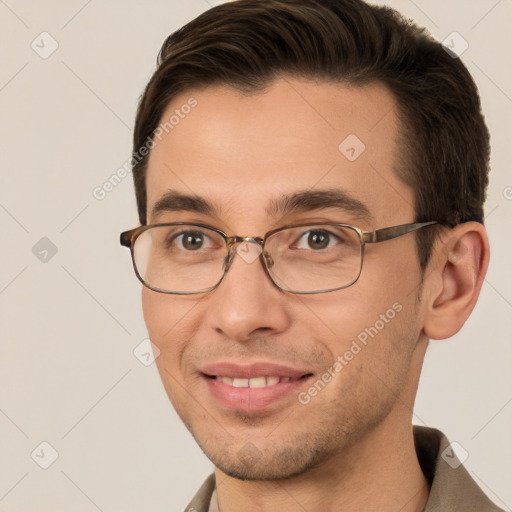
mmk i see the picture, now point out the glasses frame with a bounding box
[120,220,439,295]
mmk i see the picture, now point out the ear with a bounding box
[423,222,490,340]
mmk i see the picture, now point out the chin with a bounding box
[199,434,332,481]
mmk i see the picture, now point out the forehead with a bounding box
[145,77,414,228]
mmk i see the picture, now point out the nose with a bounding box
[205,241,291,341]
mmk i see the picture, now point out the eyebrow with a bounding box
[150,189,372,223]
[266,189,372,221]
[151,191,215,220]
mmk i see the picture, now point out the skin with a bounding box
[141,77,489,511]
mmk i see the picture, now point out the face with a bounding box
[142,77,427,480]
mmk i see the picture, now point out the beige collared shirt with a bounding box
[185,426,504,512]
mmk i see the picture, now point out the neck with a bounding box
[214,338,430,512]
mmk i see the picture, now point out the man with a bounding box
[120,0,502,510]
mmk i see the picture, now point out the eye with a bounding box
[295,229,339,250]
[172,230,210,251]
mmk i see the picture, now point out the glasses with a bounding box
[120,221,438,295]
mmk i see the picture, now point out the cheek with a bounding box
[308,249,422,379]
[142,289,205,417]
[322,295,420,410]
[141,288,197,372]
[142,288,167,342]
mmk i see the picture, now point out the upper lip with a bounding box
[200,361,312,379]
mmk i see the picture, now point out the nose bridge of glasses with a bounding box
[223,236,274,271]
[226,235,264,248]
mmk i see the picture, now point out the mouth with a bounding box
[200,362,313,412]
[205,374,307,388]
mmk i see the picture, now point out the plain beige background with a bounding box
[0,0,510,510]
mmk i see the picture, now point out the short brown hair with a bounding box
[131,0,490,269]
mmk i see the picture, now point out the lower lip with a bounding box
[203,375,311,412]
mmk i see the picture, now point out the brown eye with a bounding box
[307,231,330,250]
[176,231,205,250]
[294,229,336,250]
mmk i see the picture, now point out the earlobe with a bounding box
[423,223,489,340]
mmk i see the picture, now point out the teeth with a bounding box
[232,378,249,387]
[248,377,267,388]
[217,376,294,388]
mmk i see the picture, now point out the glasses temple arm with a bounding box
[363,221,439,243]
